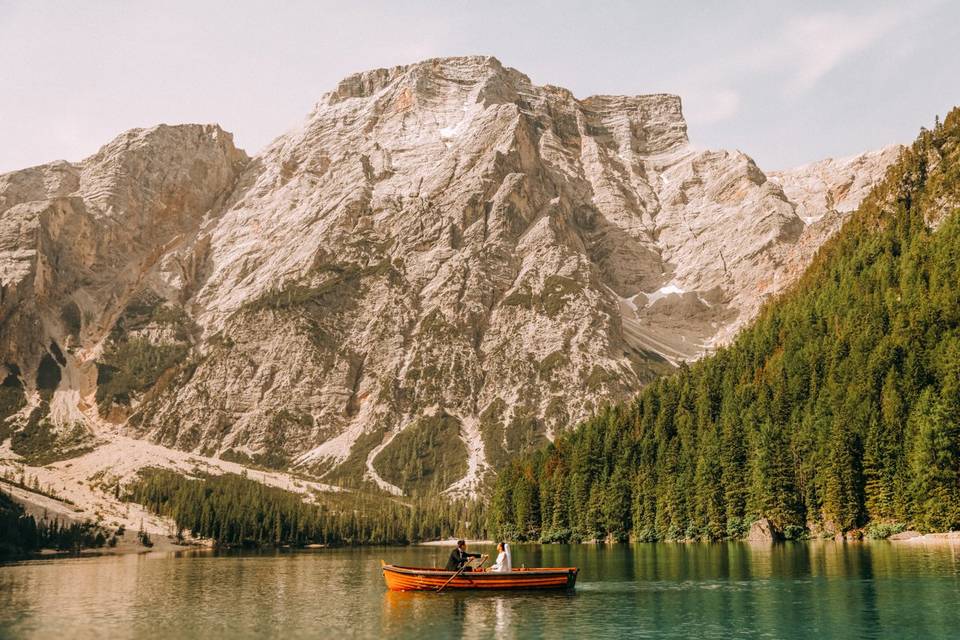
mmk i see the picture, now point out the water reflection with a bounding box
[3,543,960,639]
[383,585,573,639]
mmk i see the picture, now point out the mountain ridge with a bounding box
[0,56,898,504]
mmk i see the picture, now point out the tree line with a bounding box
[126,468,487,546]
[0,488,110,557]
[490,109,960,542]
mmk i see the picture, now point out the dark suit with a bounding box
[445,547,481,571]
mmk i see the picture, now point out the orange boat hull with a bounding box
[381,564,578,591]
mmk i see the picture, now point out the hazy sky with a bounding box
[1,0,957,173]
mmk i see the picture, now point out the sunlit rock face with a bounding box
[0,56,898,495]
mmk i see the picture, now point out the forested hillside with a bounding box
[0,488,110,557]
[127,469,487,546]
[491,109,960,542]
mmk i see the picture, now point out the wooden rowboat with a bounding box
[381,561,578,591]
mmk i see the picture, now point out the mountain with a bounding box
[0,56,896,503]
[490,110,960,542]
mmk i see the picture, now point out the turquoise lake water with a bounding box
[2,542,960,638]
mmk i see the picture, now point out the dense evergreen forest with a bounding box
[491,109,960,543]
[127,468,486,546]
[0,488,110,557]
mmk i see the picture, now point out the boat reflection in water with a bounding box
[382,588,576,640]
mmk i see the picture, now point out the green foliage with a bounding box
[538,350,570,380]
[242,264,365,314]
[9,402,92,465]
[491,109,960,541]
[96,291,193,413]
[782,525,808,541]
[220,410,316,471]
[585,365,616,393]
[10,416,57,461]
[480,401,552,473]
[137,528,154,548]
[235,261,394,378]
[540,275,584,317]
[865,522,907,539]
[373,414,469,495]
[218,449,255,466]
[1,471,74,504]
[11,425,92,466]
[479,399,510,468]
[218,411,312,472]
[126,468,487,546]
[318,428,387,487]
[0,488,108,557]
[96,339,189,412]
[109,290,191,342]
[501,275,584,317]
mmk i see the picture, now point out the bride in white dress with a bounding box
[488,542,512,572]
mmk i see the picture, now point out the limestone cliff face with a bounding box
[769,147,903,224]
[0,125,247,450]
[0,57,898,494]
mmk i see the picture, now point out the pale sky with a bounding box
[1,0,957,173]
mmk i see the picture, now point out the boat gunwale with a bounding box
[382,564,578,579]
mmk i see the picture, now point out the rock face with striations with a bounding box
[0,57,898,495]
[0,125,247,451]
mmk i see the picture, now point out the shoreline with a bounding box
[6,533,959,562]
[0,540,208,563]
[886,530,960,544]
[418,538,495,547]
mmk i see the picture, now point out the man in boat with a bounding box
[444,540,482,571]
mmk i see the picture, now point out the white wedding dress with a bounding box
[489,543,513,572]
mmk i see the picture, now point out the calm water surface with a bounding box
[2,542,960,639]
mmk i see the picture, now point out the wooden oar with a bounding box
[437,554,487,592]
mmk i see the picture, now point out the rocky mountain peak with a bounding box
[0,57,899,498]
[325,55,519,104]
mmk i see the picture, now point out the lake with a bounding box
[2,542,960,638]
